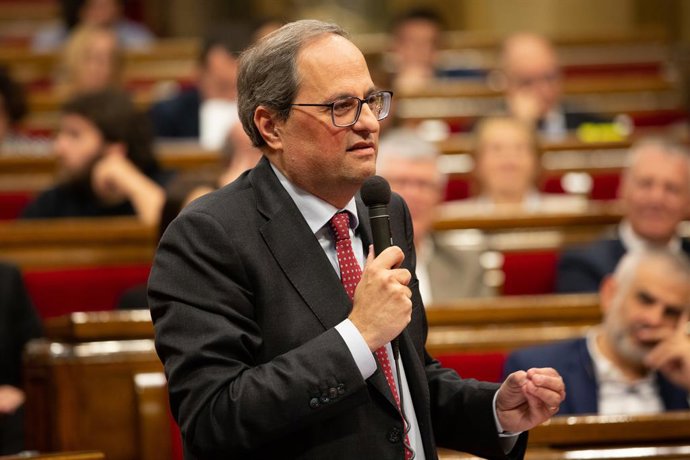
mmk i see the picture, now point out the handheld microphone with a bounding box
[360,175,399,359]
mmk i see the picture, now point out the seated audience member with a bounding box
[21,89,168,225]
[149,24,252,148]
[55,24,123,98]
[32,0,154,52]
[505,248,690,416]
[557,138,690,293]
[461,116,584,213]
[0,67,28,148]
[377,128,494,303]
[387,7,443,92]
[0,262,43,454]
[499,32,605,139]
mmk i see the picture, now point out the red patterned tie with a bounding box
[329,211,412,459]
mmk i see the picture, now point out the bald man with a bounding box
[500,32,605,139]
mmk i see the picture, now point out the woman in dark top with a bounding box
[0,262,42,454]
[22,89,170,225]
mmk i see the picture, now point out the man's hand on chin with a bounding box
[496,367,566,433]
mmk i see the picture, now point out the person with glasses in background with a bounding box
[148,20,565,460]
[499,32,606,140]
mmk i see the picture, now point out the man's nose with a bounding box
[353,103,380,133]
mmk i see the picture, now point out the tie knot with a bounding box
[329,211,351,242]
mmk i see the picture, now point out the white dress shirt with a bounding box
[586,329,664,415]
[619,220,682,254]
[271,164,516,457]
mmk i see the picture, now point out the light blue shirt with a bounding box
[271,164,517,456]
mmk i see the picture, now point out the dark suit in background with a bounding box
[503,338,689,415]
[556,238,690,293]
[149,88,201,139]
[148,158,527,459]
[0,262,43,454]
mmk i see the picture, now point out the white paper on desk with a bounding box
[200,99,240,150]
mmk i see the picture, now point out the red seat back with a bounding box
[436,352,507,383]
[501,250,558,296]
[24,264,152,318]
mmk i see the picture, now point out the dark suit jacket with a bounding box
[503,338,689,415]
[149,87,201,139]
[148,157,527,459]
[556,238,690,293]
[0,262,43,454]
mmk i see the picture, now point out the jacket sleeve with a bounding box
[148,209,370,458]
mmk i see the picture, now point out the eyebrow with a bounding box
[322,86,379,103]
[636,289,687,313]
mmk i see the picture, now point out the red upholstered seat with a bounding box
[23,264,152,318]
[436,352,507,383]
[541,172,621,201]
[501,251,558,296]
[170,408,183,460]
[0,191,34,220]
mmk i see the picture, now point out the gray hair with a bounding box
[237,20,348,147]
[613,247,690,297]
[377,128,446,184]
[624,136,690,185]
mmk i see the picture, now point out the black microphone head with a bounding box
[360,175,391,207]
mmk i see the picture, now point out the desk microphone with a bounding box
[360,175,398,359]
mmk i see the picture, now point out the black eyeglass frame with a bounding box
[290,90,394,127]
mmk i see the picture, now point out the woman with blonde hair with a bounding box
[55,24,123,98]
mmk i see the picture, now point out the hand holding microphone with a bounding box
[349,176,411,358]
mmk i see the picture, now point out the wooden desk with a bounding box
[427,294,600,327]
[0,217,156,269]
[24,311,166,460]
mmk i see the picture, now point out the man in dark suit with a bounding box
[499,32,606,140]
[148,20,565,459]
[557,138,690,293]
[506,248,690,415]
[149,25,252,144]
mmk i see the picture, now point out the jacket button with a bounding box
[387,427,401,443]
[328,387,338,399]
[319,394,330,404]
[309,398,320,409]
[337,384,345,395]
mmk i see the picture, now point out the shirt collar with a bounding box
[586,327,656,385]
[270,163,360,235]
[618,220,682,253]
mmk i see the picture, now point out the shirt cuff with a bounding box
[335,319,377,379]
[492,391,522,452]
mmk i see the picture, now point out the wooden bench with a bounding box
[428,294,600,381]
[439,411,690,459]
[0,453,106,460]
[24,311,170,460]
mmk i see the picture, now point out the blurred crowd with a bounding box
[1,1,690,455]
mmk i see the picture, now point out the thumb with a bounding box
[365,244,374,265]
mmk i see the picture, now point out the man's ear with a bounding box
[254,106,283,151]
[600,275,617,315]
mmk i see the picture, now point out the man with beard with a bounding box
[557,137,690,293]
[505,248,690,415]
[22,89,168,225]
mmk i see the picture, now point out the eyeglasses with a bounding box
[290,90,393,127]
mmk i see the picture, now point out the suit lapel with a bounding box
[564,338,598,414]
[252,158,352,330]
[657,373,690,410]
